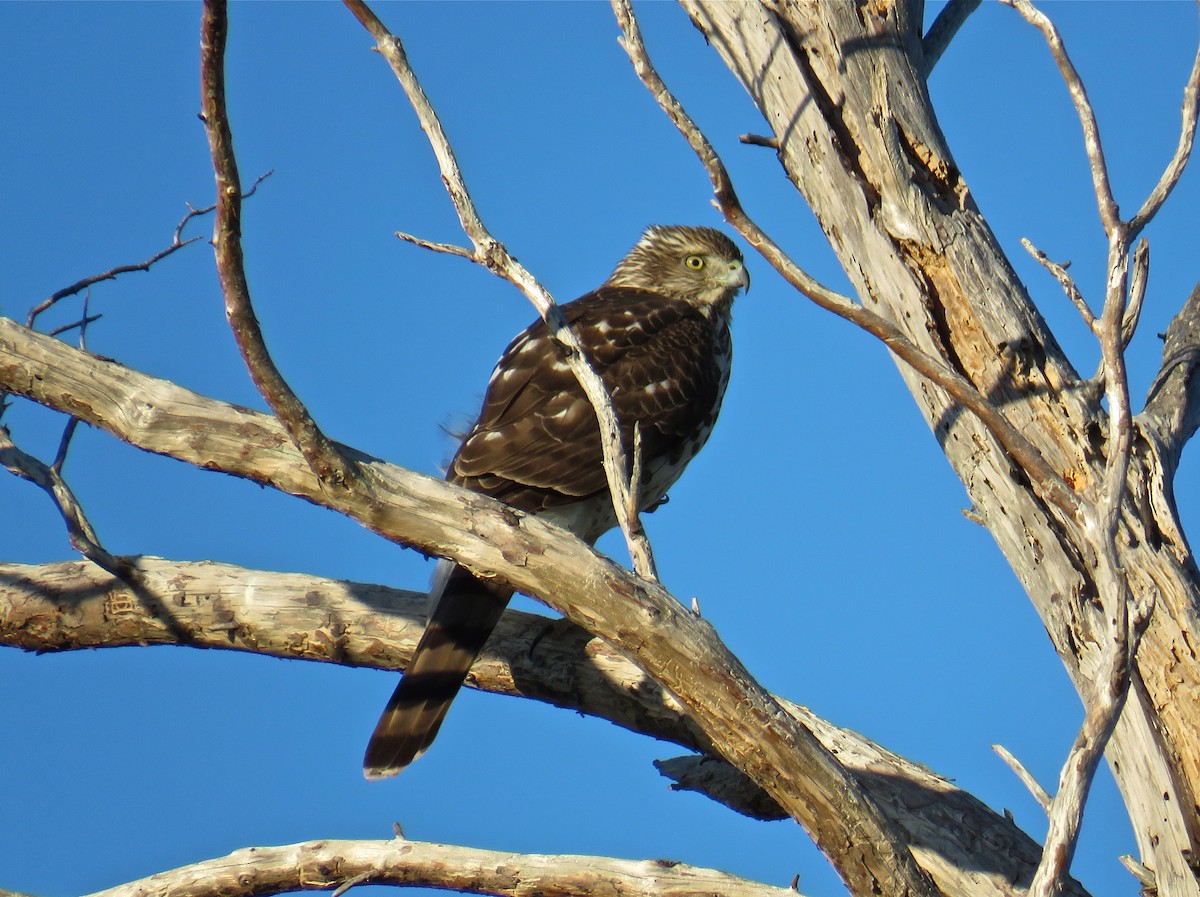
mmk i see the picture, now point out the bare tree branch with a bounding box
[0,557,1093,897]
[341,0,657,580]
[199,0,361,492]
[992,744,1051,813]
[1028,593,1153,897]
[46,313,102,340]
[20,172,271,334]
[1118,855,1157,893]
[83,838,797,897]
[1005,8,1138,889]
[0,429,126,578]
[613,0,1081,521]
[738,132,779,150]
[1130,35,1200,234]
[1020,239,1094,329]
[635,1,1200,889]
[25,236,201,331]
[1123,240,1149,349]
[1137,22,1200,461]
[1003,0,1119,232]
[393,232,475,259]
[0,317,938,897]
[1002,5,1200,891]
[922,0,982,74]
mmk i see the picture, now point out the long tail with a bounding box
[362,562,513,779]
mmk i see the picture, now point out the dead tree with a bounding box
[2,2,1199,896]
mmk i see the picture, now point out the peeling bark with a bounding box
[0,557,1090,897]
[686,1,1200,891]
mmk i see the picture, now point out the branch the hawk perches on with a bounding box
[364,225,748,778]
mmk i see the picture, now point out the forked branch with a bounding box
[0,317,938,897]
[1001,2,1200,892]
[0,429,125,578]
[2,556,1091,896]
[611,0,1079,521]
[200,0,361,491]
[22,171,270,332]
[341,0,658,579]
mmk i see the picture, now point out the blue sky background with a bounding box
[2,3,1199,896]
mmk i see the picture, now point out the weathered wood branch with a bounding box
[0,557,1090,897]
[82,837,796,897]
[1144,281,1200,475]
[0,430,123,576]
[343,0,657,578]
[921,0,982,75]
[614,0,1080,520]
[0,317,932,897]
[200,0,360,492]
[686,1,1200,891]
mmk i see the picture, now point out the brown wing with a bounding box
[449,287,729,513]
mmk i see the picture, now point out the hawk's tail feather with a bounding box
[363,565,513,779]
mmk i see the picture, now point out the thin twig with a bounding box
[330,871,374,897]
[1020,238,1095,329]
[1130,36,1200,235]
[0,427,125,577]
[625,421,658,578]
[51,418,81,475]
[628,420,645,527]
[25,172,272,332]
[1123,240,1149,349]
[46,314,103,339]
[992,744,1051,812]
[1003,7,1199,890]
[612,0,1081,521]
[739,133,779,149]
[200,1,361,491]
[1027,574,1150,897]
[343,0,658,580]
[1003,0,1119,232]
[49,294,95,476]
[26,237,201,330]
[394,231,475,259]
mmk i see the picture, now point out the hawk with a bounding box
[364,225,748,778]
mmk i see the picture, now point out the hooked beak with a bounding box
[725,260,750,293]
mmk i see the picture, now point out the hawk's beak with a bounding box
[726,260,750,293]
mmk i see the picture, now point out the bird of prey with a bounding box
[363,224,748,779]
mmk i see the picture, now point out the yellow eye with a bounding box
[685,255,705,270]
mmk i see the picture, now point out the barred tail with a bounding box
[363,563,512,779]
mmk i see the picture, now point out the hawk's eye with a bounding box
[684,255,705,270]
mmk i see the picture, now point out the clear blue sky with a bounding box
[2,3,1198,897]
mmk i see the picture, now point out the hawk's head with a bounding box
[605,225,748,311]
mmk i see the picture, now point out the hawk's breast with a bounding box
[449,287,733,542]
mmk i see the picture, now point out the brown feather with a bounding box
[363,225,746,778]
[363,566,511,778]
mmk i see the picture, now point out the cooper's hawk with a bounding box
[363,225,748,778]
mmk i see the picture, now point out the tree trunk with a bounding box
[687,1,1200,892]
